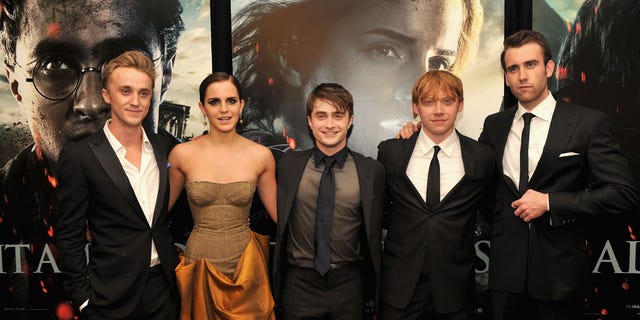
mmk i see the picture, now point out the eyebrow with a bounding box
[361,28,457,57]
[30,36,156,64]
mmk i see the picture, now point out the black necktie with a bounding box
[426,146,441,209]
[519,113,534,192]
[314,156,336,276]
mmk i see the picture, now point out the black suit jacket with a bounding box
[377,131,496,313]
[478,101,638,300]
[55,129,179,318]
[272,148,385,306]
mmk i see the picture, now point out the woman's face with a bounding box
[299,0,464,156]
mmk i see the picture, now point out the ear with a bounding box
[239,98,245,113]
[198,102,205,115]
[412,102,419,115]
[545,59,555,78]
[348,114,354,129]
[504,73,510,87]
[161,53,177,97]
[307,115,312,128]
[6,67,22,102]
[101,88,111,104]
[458,101,464,113]
[275,42,302,87]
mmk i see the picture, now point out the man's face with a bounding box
[504,42,554,110]
[102,67,153,130]
[300,0,464,156]
[307,99,353,155]
[412,90,463,144]
[7,0,164,163]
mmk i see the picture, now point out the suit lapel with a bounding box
[439,132,474,206]
[528,102,577,188]
[495,108,520,195]
[400,133,430,211]
[279,149,313,235]
[352,152,373,236]
[495,108,517,174]
[149,133,167,228]
[89,129,147,224]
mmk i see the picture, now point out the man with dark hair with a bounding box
[55,51,179,319]
[479,29,638,320]
[272,83,385,319]
[0,0,183,315]
[378,70,495,320]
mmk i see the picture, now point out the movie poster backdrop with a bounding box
[8,1,636,319]
[0,1,211,318]
[535,0,640,318]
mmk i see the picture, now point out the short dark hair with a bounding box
[305,83,354,118]
[199,72,243,103]
[0,0,184,71]
[500,29,552,71]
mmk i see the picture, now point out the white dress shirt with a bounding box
[104,122,161,266]
[406,129,465,202]
[503,92,556,189]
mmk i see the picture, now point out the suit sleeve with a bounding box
[549,113,639,224]
[55,145,92,307]
[477,120,498,223]
[376,141,392,230]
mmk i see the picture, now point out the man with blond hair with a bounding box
[55,51,179,319]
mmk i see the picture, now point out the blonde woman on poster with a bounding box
[232,0,483,157]
[168,73,277,319]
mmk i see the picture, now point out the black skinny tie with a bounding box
[314,156,336,276]
[519,113,535,193]
[426,146,441,209]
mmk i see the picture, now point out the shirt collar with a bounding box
[313,146,349,169]
[516,91,556,122]
[416,128,459,157]
[103,120,152,153]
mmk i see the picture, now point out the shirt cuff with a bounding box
[546,193,550,211]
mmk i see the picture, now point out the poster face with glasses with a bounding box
[535,1,640,318]
[0,1,210,318]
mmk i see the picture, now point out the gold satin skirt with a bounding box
[176,231,275,320]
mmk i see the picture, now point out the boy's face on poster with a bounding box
[300,0,464,155]
[7,0,164,163]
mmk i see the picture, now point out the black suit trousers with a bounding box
[84,267,178,320]
[491,290,582,320]
[282,265,363,320]
[380,265,470,320]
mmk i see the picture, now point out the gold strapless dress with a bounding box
[175,181,275,320]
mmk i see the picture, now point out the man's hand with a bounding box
[395,119,421,139]
[512,189,549,222]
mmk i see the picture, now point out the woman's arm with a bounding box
[168,145,187,211]
[256,148,278,222]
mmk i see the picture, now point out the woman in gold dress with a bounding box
[168,73,277,319]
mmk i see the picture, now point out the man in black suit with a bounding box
[272,83,385,319]
[55,51,179,319]
[478,30,638,320]
[378,70,496,320]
